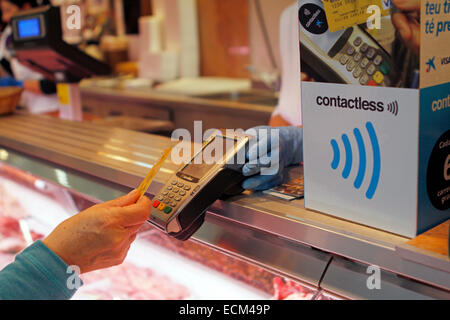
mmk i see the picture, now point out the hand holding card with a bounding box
[137,147,173,200]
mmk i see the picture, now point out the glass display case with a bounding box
[0,163,320,300]
[2,114,446,299]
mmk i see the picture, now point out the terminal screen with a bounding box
[180,136,237,180]
[17,17,41,38]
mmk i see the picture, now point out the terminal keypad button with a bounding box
[373,55,383,66]
[163,206,172,214]
[366,64,376,76]
[380,61,390,75]
[346,46,355,55]
[346,60,356,71]
[373,71,384,84]
[340,54,349,65]
[352,67,363,79]
[366,48,376,59]
[359,74,370,85]
[360,57,369,69]
[360,43,369,53]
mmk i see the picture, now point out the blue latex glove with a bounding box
[0,77,23,87]
[242,126,303,191]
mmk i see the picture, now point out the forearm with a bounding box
[0,240,82,300]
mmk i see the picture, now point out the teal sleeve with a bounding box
[0,240,83,300]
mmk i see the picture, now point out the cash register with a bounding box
[10,5,110,120]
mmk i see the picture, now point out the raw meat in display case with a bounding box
[272,277,316,300]
[0,216,43,253]
[75,262,191,300]
[0,181,44,254]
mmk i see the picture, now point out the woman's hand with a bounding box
[43,190,151,274]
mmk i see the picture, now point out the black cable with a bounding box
[254,0,278,70]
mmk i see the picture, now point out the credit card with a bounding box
[322,0,390,32]
[137,146,172,200]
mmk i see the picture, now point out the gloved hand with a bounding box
[242,126,303,191]
[0,77,23,87]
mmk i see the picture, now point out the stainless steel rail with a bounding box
[0,114,448,299]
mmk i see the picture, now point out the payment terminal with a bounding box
[148,131,251,241]
[298,0,401,87]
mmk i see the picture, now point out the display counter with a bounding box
[80,85,276,134]
[0,114,448,299]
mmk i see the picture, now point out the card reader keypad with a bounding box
[337,36,391,87]
[152,178,193,216]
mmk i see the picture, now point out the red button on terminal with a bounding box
[367,80,377,86]
[152,200,160,208]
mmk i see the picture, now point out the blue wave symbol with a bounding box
[330,121,381,199]
[353,128,366,190]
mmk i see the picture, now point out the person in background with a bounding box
[269,2,310,127]
[243,3,304,191]
[0,0,59,114]
[0,189,152,300]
